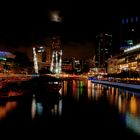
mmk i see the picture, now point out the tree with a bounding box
[14,51,30,67]
[13,51,31,73]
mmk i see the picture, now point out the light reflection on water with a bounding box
[88,81,140,135]
[31,95,44,118]
[63,80,140,134]
[0,79,140,137]
[31,95,36,119]
[31,94,63,120]
[51,99,62,116]
[0,101,17,120]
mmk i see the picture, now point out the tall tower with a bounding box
[48,10,63,74]
[33,47,39,74]
[50,36,62,74]
[120,16,140,50]
[95,33,112,68]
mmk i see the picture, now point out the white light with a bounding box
[124,44,140,52]
[33,47,38,74]
[50,11,62,22]
[31,96,36,120]
[50,48,62,74]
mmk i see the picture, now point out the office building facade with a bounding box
[95,33,112,68]
[120,16,140,50]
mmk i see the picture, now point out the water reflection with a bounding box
[130,95,137,116]
[62,80,87,101]
[31,92,62,120]
[0,78,140,138]
[31,95,36,119]
[0,101,17,120]
[90,81,140,135]
[36,102,43,115]
[87,82,103,101]
[31,94,44,118]
[126,112,140,134]
[51,99,62,116]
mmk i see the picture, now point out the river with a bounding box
[0,79,140,139]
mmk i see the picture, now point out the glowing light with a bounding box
[0,107,7,120]
[124,44,140,53]
[130,96,137,115]
[0,51,15,58]
[126,112,140,135]
[49,11,62,22]
[50,37,62,74]
[36,103,43,115]
[72,80,76,96]
[63,81,67,96]
[58,99,62,116]
[50,50,62,74]
[118,95,122,112]
[0,57,6,60]
[31,95,36,120]
[33,47,39,74]
[0,101,17,120]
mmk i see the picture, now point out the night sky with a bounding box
[0,1,136,58]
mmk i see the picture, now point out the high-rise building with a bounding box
[50,36,62,74]
[95,33,112,68]
[32,45,51,73]
[48,10,63,74]
[120,16,140,50]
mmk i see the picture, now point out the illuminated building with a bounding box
[73,59,81,73]
[107,16,140,76]
[95,33,112,68]
[33,45,51,73]
[0,51,15,73]
[33,47,38,74]
[48,9,63,74]
[50,37,62,74]
[120,16,140,50]
[108,43,140,75]
[35,46,47,71]
[61,58,73,73]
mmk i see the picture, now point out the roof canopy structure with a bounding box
[0,51,15,59]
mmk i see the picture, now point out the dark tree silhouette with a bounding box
[14,51,31,68]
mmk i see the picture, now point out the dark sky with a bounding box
[0,1,137,58]
[0,1,119,43]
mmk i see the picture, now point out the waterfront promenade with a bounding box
[91,79,140,92]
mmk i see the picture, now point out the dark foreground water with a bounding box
[0,79,140,139]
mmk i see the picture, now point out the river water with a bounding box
[0,79,140,139]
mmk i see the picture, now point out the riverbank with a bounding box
[91,79,140,92]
